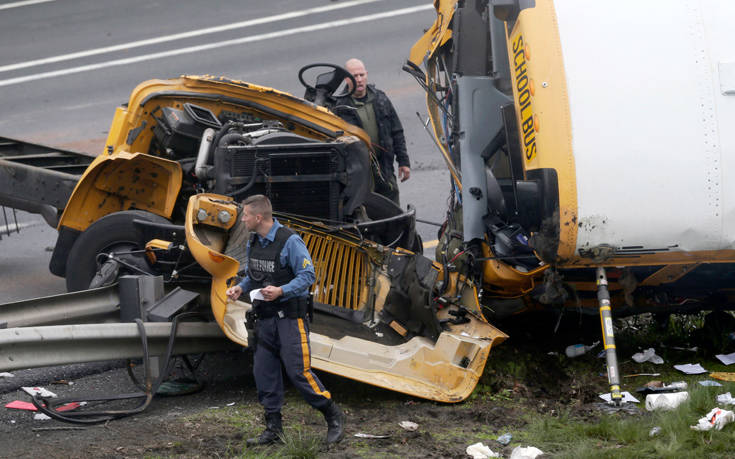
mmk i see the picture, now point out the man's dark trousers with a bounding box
[254,315,332,413]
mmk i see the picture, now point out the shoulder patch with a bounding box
[302,258,312,269]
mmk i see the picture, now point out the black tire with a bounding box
[65,210,170,291]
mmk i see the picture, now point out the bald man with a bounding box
[334,58,411,205]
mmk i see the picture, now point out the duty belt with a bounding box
[254,296,311,320]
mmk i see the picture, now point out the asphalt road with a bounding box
[0,0,454,305]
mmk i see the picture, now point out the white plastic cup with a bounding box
[645,392,689,411]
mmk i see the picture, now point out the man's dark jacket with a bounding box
[332,85,410,179]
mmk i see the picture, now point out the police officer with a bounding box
[225,194,345,445]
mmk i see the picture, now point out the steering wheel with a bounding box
[298,63,356,106]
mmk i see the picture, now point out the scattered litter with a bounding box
[698,380,723,387]
[710,372,735,382]
[649,426,661,437]
[623,373,661,378]
[226,402,236,406]
[509,445,544,459]
[51,379,74,386]
[9,420,15,424]
[497,433,512,445]
[32,426,86,432]
[466,442,500,459]
[5,400,82,412]
[0,372,14,378]
[5,401,37,411]
[33,413,51,421]
[354,433,390,439]
[632,348,664,364]
[637,381,687,395]
[599,391,639,404]
[715,352,735,366]
[664,345,698,352]
[547,351,558,356]
[208,406,219,409]
[565,341,599,358]
[645,392,689,411]
[674,363,707,375]
[21,387,57,398]
[691,407,735,431]
[717,392,735,405]
[398,421,418,431]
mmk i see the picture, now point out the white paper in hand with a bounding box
[249,289,265,302]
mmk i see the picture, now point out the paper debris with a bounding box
[691,407,735,431]
[21,387,57,398]
[715,352,735,366]
[623,373,661,378]
[599,391,639,403]
[649,426,661,437]
[226,402,235,406]
[717,392,735,405]
[466,442,500,459]
[354,433,390,439]
[398,421,418,431]
[632,348,664,364]
[674,363,707,375]
[510,445,544,459]
[698,380,723,387]
[0,372,14,378]
[645,392,689,411]
[33,413,51,421]
[5,400,81,412]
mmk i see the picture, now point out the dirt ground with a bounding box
[0,314,658,458]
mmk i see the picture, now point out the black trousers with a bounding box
[254,316,332,413]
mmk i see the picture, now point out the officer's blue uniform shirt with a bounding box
[237,219,315,300]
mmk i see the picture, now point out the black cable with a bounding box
[30,312,205,424]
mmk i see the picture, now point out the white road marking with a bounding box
[0,0,386,74]
[0,0,53,11]
[0,219,43,235]
[0,4,433,88]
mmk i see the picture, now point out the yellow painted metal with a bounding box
[193,198,238,231]
[505,1,578,261]
[187,192,509,403]
[408,0,455,67]
[57,152,182,232]
[297,226,370,311]
[106,75,372,156]
[59,74,372,234]
[185,194,243,349]
[408,0,462,190]
[639,264,701,287]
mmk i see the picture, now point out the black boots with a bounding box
[320,401,345,444]
[247,403,344,447]
[246,411,283,446]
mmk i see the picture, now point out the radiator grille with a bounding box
[301,232,368,311]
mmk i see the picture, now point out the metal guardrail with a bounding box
[0,321,234,372]
[0,284,120,328]
[0,276,238,373]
